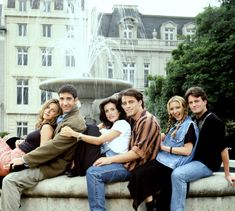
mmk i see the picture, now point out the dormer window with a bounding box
[119,17,137,39]
[182,22,196,38]
[160,21,177,45]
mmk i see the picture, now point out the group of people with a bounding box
[0,84,234,211]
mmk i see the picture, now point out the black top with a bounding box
[192,110,226,171]
[19,124,56,153]
[184,123,196,146]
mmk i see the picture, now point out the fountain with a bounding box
[39,1,132,122]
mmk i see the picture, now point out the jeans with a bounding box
[171,161,213,211]
[86,163,130,211]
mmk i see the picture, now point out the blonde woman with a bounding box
[0,99,62,176]
[128,96,199,211]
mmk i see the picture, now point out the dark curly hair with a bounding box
[99,98,126,128]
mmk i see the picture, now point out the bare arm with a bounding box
[161,142,193,156]
[221,148,235,185]
[60,126,121,145]
[93,150,140,166]
[40,124,54,146]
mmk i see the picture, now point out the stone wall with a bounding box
[1,172,235,211]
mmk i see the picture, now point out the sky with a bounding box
[90,0,221,17]
[0,0,221,17]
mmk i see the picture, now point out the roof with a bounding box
[98,5,195,39]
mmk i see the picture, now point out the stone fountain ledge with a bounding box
[1,172,235,211]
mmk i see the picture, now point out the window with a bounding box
[19,0,27,12]
[43,1,51,12]
[122,62,135,84]
[54,0,63,10]
[119,18,137,39]
[144,63,150,87]
[17,47,28,66]
[7,0,15,8]
[66,25,74,38]
[17,121,28,137]
[18,23,27,37]
[42,24,51,38]
[182,23,196,38]
[107,62,113,79]
[123,26,133,39]
[65,50,75,67]
[17,79,29,105]
[165,28,175,41]
[41,48,52,66]
[41,90,52,104]
[30,0,40,9]
[67,2,74,13]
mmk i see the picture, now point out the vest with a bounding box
[156,116,199,169]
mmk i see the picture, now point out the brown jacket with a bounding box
[23,107,86,178]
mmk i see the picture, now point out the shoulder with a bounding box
[41,124,54,130]
[112,120,131,130]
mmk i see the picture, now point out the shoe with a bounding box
[65,169,78,177]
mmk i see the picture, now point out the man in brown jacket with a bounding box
[1,84,86,211]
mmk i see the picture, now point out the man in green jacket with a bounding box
[1,84,86,211]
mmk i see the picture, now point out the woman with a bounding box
[60,97,131,157]
[0,99,62,176]
[128,96,199,211]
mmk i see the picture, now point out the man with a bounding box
[1,84,86,211]
[170,86,235,211]
[86,88,161,211]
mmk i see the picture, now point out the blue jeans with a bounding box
[86,163,130,211]
[171,161,213,211]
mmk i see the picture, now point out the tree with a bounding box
[145,1,235,131]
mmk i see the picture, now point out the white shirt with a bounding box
[100,119,131,154]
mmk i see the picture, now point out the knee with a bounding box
[2,173,15,188]
[86,166,99,179]
[171,168,182,181]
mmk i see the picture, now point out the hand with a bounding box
[93,157,112,166]
[15,139,24,148]
[60,126,75,137]
[225,175,235,186]
[4,157,24,170]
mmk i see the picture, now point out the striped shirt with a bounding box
[124,109,161,171]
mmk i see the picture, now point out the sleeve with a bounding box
[131,116,161,159]
[184,123,196,146]
[111,120,130,134]
[24,114,86,167]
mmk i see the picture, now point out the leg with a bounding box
[171,161,212,211]
[128,160,163,210]
[1,168,45,211]
[157,166,172,211]
[86,163,130,211]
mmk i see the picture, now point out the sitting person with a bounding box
[60,97,131,175]
[128,95,199,211]
[0,99,62,176]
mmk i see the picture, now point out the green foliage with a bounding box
[0,132,9,138]
[145,1,235,127]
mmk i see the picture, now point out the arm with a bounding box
[40,124,54,146]
[221,148,235,185]
[93,150,140,166]
[161,142,193,156]
[60,126,121,145]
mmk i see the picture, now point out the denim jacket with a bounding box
[156,116,199,169]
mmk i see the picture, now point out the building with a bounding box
[0,3,6,133]
[2,1,195,136]
[3,0,88,136]
[91,5,195,91]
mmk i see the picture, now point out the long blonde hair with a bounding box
[165,96,188,138]
[35,99,62,128]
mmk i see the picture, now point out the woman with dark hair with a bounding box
[60,97,131,163]
[0,99,62,176]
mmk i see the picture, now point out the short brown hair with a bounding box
[185,86,208,102]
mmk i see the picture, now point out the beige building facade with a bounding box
[2,1,195,136]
